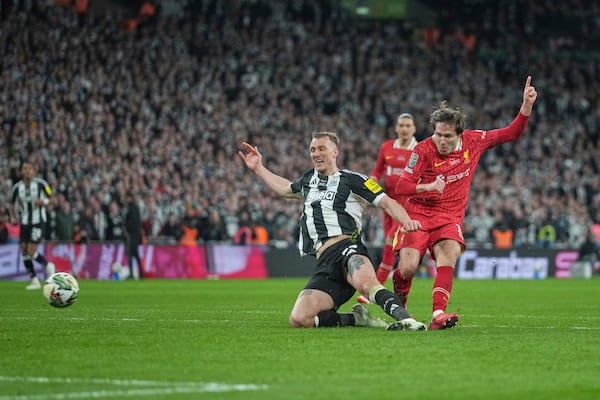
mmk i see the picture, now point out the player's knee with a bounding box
[289,317,303,328]
[397,262,418,277]
[289,312,314,328]
[355,280,377,298]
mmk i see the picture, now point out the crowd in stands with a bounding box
[1,0,598,250]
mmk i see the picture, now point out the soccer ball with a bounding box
[43,272,79,308]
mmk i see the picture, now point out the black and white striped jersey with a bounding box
[11,178,53,225]
[290,169,386,256]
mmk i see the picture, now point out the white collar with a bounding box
[394,137,418,150]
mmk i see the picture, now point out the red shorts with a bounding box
[383,213,397,239]
[392,211,466,260]
[383,196,409,239]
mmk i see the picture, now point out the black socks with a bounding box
[374,288,411,321]
[315,310,354,327]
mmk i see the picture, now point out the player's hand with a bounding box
[400,219,422,233]
[523,75,537,107]
[238,142,263,171]
[425,177,445,195]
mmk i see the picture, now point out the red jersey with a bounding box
[396,113,530,219]
[371,137,418,205]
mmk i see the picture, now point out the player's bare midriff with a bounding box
[316,234,353,259]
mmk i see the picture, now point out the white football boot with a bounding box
[46,262,55,277]
[352,304,388,328]
[26,277,42,290]
[387,318,428,331]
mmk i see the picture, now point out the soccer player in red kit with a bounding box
[392,76,538,329]
[357,113,418,304]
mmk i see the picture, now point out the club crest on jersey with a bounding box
[463,149,470,164]
[364,178,383,194]
[408,153,418,167]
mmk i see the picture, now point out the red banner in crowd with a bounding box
[209,244,268,279]
[0,243,268,280]
[43,243,212,279]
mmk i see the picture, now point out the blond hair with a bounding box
[311,131,339,147]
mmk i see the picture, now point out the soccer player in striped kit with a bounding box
[392,76,538,329]
[357,112,419,304]
[239,132,427,331]
[8,161,55,290]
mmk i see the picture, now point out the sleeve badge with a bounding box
[364,178,383,193]
[408,153,419,167]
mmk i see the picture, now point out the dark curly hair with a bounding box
[429,101,468,135]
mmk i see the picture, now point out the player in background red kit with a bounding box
[392,76,538,329]
[357,113,418,304]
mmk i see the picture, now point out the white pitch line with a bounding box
[0,309,280,314]
[0,316,278,323]
[0,376,243,386]
[0,376,267,400]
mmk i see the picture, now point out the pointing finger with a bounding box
[242,142,257,154]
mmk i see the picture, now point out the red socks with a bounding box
[390,265,455,312]
[375,243,396,283]
[392,268,413,307]
[432,266,454,312]
[376,264,393,283]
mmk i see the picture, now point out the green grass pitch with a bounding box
[1,278,599,400]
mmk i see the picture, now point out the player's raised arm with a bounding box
[520,75,538,116]
[483,75,538,144]
[238,142,295,198]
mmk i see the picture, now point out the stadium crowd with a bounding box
[1,0,598,250]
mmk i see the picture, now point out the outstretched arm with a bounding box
[238,142,295,198]
[377,195,422,232]
[481,75,539,147]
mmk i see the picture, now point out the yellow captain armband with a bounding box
[364,178,383,194]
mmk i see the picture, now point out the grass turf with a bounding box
[0,278,598,400]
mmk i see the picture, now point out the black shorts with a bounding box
[19,223,45,244]
[303,238,373,311]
